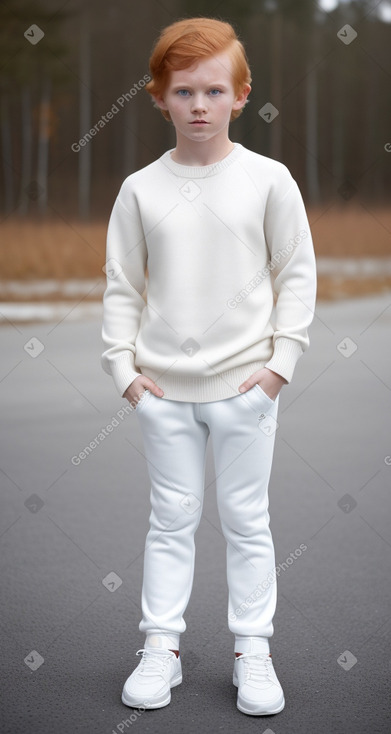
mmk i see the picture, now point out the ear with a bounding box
[151,93,169,111]
[232,83,251,112]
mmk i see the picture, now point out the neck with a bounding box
[170,131,235,166]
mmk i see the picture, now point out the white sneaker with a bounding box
[121,648,182,709]
[233,652,285,715]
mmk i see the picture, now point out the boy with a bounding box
[101,17,317,716]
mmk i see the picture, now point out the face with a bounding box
[153,52,250,144]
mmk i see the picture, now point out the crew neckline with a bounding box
[159,142,244,178]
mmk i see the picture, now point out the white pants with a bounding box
[134,384,280,646]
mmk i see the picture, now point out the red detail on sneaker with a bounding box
[235,652,272,658]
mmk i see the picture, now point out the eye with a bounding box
[209,89,222,95]
[176,89,190,96]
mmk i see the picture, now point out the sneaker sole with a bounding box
[233,672,285,715]
[121,672,182,709]
[236,694,285,716]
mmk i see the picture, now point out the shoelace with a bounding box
[135,648,175,677]
[236,652,273,682]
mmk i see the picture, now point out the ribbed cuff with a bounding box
[145,633,180,650]
[264,337,304,384]
[109,353,142,397]
[234,635,270,654]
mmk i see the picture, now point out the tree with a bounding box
[0,0,71,217]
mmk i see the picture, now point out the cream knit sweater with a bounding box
[101,143,317,402]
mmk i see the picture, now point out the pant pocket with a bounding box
[135,389,152,413]
[253,383,275,404]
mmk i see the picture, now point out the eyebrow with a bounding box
[170,82,229,90]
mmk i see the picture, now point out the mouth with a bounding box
[190,120,209,125]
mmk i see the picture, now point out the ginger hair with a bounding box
[145,17,251,122]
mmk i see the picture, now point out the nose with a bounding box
[190,93,207,114]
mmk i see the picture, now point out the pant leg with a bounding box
[134,390,209,638]
[201,385,279,639]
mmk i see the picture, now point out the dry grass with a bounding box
[0,204,390,300]
[316,275,391,300]
[0,218,106,280]
[308,204,391,258]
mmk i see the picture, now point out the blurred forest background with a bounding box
[0,0,390,299]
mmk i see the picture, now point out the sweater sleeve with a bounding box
[101,190,148,397]
[263,170,317,383]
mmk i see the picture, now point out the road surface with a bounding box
[1,292,390,734]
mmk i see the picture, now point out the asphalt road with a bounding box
[1,293,390,734]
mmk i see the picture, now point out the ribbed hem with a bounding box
[106,338,304,399]
[158,142,244,179]
[264,337,304,383]
[139,361,269,403]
